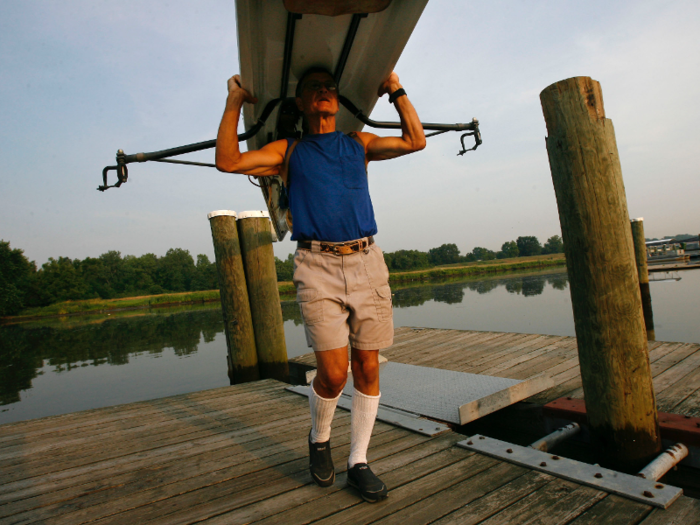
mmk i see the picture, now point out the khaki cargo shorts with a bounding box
[292,241,394,352]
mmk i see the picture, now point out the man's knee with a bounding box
[314,356,348,397]
[351,351,379,382]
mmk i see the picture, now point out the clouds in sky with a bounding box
[1,0,698,265]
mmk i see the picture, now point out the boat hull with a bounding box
[235,0,428,240]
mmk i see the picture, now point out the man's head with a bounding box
[295,67,339,118]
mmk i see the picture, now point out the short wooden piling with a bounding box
[237,211,289,381]
[540,77,661,471]
[208,210,259,384]
[631,218,655,341]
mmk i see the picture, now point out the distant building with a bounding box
[645,235,699,260]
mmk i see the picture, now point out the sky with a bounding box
[1,0,699,266]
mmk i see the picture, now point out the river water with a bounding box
[1,267,698,425]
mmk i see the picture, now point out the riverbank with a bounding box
[2,255,565,322]
[389,253,565,282]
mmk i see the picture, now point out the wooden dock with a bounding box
[2,328,699,524]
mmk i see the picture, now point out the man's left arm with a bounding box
[359,72,426,161]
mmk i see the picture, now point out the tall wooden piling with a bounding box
[208,210,259,384]
[631,218,655,341]
[237,211,289,381]
[540,77,661,471]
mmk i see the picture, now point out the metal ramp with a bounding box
[287,362,553,434]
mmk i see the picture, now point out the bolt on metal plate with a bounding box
[457,435,683,509]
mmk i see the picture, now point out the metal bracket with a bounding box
[457,435,683,509]
[98,150,128,191]
[457,126,482,155]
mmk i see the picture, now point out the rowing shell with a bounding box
[235,0,429,241]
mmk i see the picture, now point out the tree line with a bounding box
[276,235,563,277]
[1,234,563,316]
[0,241,219,316]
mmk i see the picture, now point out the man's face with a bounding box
[296,72,339,117]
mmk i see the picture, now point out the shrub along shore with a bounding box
[3,254,565,322]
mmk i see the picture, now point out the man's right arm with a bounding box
[215,75,286,175]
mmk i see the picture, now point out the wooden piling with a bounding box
[631,218,655,341]
[208,210,259,384]
[540,77,661,471]
[237,211,289,381]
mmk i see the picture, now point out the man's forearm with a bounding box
[394,92,426,151]
[215,97,244,172]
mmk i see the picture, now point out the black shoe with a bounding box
[309,431,335,487]
[347,463,388,503]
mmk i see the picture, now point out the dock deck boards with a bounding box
[291,327,700,416]
[1,379,699,524]
[2,328,700,523]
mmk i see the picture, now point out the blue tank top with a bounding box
[287,131,378,242]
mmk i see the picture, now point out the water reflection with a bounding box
[0,308,224,406]
[392,271,568,308]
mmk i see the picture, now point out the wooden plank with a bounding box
[430,469,555,525]
[0,393,323,502]
[0,409,361,518]
[429,334,551,375]
[476,478,606,524]
[404,333,533,375]
[434,332,533,363]
[0,415,358,522]
[0,387,298,460]
[370,461,530,525]
[0,392,313,483]
[7,419,405,525]
[307,451,497,525]
[656,365,700,413]
[117,430,457,525]
[649,343,700,376]
[246,439,481,525]
[637,495,700,524]
[486,339,579,380]
[381,328,463,358]
[0,380,283,444]
[673,387,700,417]
[470,336,570,376]
[561,494,652,524]
[651,347,700,395]
[388,331,500,366]
[562,342,697,401]
[0,411,337,508]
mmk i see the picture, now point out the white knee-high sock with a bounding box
[309,384,341,443]
[348,388,381,467]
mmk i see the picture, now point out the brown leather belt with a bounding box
[297,236,374,255]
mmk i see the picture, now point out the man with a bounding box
[215,68,425,502]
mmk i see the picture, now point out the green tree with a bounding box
[275,253,295,282]
[542,235,564,255]
[516,236,542,257]
[157,248,196,292]
[470,247,496,261]
[499,241,519,259]
[384,250,431,271]
[0,241,37,316]
[428,243,461,265]
[193,254,218,290]
[37,257,89,303]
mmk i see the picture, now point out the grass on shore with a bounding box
[388,253,566,282]
[6,255,564,321]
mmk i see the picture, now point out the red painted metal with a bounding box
[543,397,700,447]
